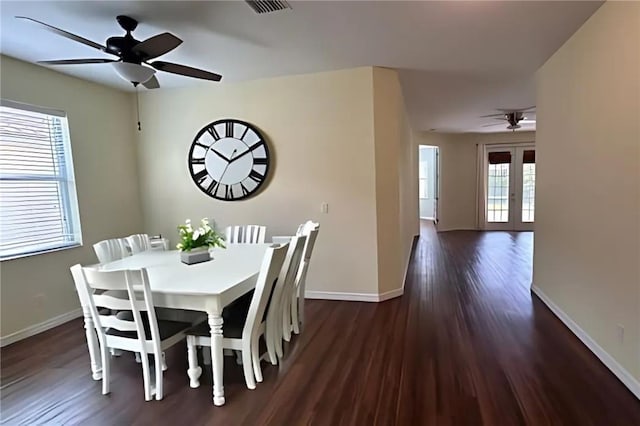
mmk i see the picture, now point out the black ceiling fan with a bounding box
[16,15,222,89]
[481,107,536,131]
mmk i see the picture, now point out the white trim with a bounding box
[0,308,82,347]
[305,288,404,303]
[531,285,640,400]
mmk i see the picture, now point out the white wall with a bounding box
[414,131,535,231]
[0,56,142,338]
[372,67,419,294]
[137,67,385,296]
[534,1,640,389]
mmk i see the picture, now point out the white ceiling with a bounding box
[0,1,602,132]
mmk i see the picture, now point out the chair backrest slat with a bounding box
[93,293,147,311]
[126,234,151,254]
[98,315,139,332]
[82,267,143,291]
[93,238,129,264]
[242,244,288,340]
[226,225,266,244]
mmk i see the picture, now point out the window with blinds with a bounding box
[0,99,82,260]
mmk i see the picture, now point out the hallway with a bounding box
[2,226,639,425]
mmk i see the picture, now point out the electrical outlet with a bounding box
[617,324,625,344]
[321,202,329,214]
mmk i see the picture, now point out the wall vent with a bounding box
[245,0,292,14]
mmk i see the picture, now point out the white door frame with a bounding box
[483,143,535,231]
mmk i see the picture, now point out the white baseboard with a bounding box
[0,308,83,348]
[531,285,640,400]
[305,288,404,303]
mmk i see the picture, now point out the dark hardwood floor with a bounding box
[2,222,639,425]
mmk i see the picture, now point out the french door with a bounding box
[485,146,535,231]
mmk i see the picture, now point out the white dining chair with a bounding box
[289,223,319,336]
[225,225,266,244]
[265,234,307,363]
[70,264,191,401]
[126,234,151,254]
[93,238,129,264]
[185,243,288,390]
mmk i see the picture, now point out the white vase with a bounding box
[180,247,211,265]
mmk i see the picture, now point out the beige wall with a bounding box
[0,56,142,337]
[535,1,640,383]
[414,131,535,231]
[136,67,383,295]
[372,68,419,294]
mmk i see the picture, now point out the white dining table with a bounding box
[85,243,270,406]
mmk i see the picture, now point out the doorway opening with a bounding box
[418,145,439,223]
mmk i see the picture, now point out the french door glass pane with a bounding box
[487,163,510,222]
[522,163,535,222]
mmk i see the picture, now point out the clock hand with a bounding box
[210,148,231,163]
[229,146,253,163]
[212,149,238,191]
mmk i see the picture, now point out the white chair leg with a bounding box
[241,341,256,390]
[154,352,163,400]
[140,353,152,401]
[135,352,142,363]
[275,321,284,359]
[235,350,243,365]
[265,322,278,365]
[251,335,263,383]
[282,298,292,342]
[291,293,300,335]
[186,336,202,388]
[101,345,110,395]
[161,352,167,371]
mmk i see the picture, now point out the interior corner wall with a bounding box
[0,55,143,338]
[414,131,535,232]
[372,67,419,295]
[136,67,381,297]
[534,1,640,387]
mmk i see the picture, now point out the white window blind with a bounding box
[0,99,82,260]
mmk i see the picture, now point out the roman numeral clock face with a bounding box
[188,119,270,201]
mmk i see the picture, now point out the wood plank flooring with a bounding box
[2,223,639,425]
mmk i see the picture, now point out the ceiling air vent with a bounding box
[245,0,292,14]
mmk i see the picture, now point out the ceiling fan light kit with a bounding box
[112,62,155,84]
[16,15,222,89]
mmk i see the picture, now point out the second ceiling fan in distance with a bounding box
[16,14,222,89]
[481,106,536,131]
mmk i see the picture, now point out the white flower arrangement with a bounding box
[176,218,225,252]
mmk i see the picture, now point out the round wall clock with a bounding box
[188,119,270,201]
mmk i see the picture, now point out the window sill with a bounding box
[0,243,82,262]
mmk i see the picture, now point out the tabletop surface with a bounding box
[99,244,270,296]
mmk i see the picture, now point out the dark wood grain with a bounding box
[2,222,639,425]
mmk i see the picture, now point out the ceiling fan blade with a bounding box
[16,16,106,52]
[132,33,183,61]
[480,113,507,118]
[150,61,222,81]
[482,123,505,127]
[493,117,508,121]
[142,75,160,89]
[38,58,116,65]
